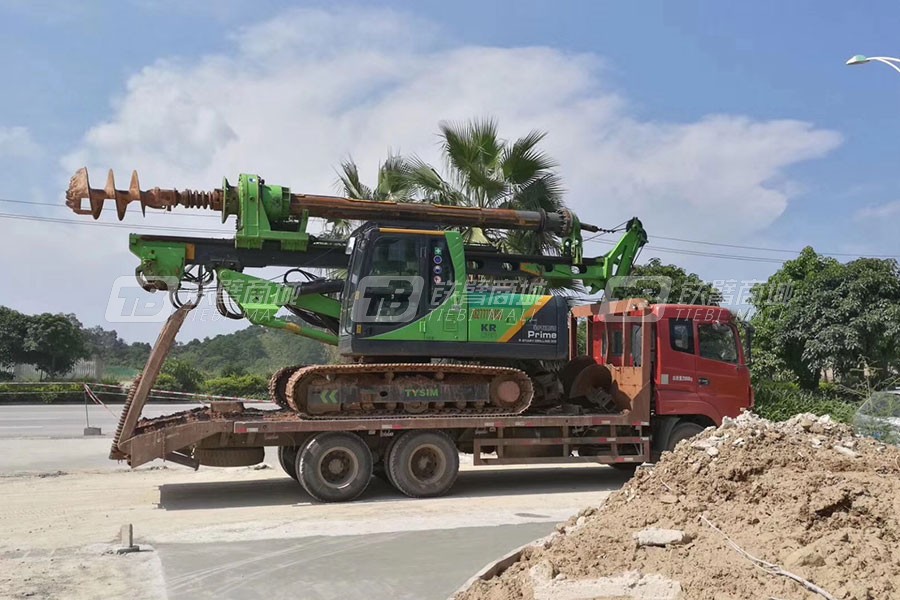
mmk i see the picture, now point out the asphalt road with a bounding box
[0,403,232,438]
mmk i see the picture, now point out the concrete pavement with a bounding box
[0,406,626,600]
[159,523,553,600]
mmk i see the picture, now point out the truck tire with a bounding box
[387,431,459,498]
[610,463,640,475]
[373,435,399,484]
[278,446,299,481]
[194,447,264,467]
[666,422,706,452]
[296,432,373,503]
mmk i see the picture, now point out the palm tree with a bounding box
[404,118,566,254]
[327,153,414,239]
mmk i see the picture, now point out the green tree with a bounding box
[332,119,566,255]
[0,306,28,371]
[22,313,87,379]
[750,247,900,390]
[612,258,722,305]
[330,153,414,238]
[404,119,565,254]
[160,358,205,393]
[79,324,152,370]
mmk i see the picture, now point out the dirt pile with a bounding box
[456,413,900,600]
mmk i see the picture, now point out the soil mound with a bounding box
[456,413,900,600]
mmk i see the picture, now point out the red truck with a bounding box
[110,298,752,502]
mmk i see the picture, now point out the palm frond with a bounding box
[334,158,373,200]
[374,153,414,201]
[404,156,466,205]
[438,118,505,205]
[501,130,557,186]
[509,173,566,213]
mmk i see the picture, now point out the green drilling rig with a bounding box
[66,167,647,418]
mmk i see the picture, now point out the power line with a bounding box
[5,193,897,261]
[585,232,900,261]
[0,211,229,234]
[587,237,789,264]
[0,197,222,218]
[651,233,900,259]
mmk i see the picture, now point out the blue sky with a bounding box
[1,0,899,341]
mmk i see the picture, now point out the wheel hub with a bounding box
[409,445,445,484]
[318,447,358,488]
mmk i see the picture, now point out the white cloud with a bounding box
[61,7,840,235]
[40,6,845,339]
[0,126,40,158]
[854,200,900,220]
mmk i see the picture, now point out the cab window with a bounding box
[698,323,738,363]
[631,325,643,366]
[610,329,623,356]
[670,319,694,354]
[371,237,419,276]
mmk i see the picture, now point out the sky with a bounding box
[1,0,900,343]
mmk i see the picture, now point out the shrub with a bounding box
[753,380,857,424]
[160,358,204,393]
[0,381,131,404]
[202,374,268,398]
[153,373,181,392]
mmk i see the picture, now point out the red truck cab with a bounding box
[571,299,753,454]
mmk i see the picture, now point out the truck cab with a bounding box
[570,299,753,454]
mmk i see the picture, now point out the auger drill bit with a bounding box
[66,167,222,221]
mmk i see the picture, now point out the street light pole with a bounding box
[846,54,900,75]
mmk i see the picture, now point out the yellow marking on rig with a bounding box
[185,244,195,261]
[499,295,553,342]
[379,227,446,236]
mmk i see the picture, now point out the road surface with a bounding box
[0,403,274,439]
[0,405,627,599]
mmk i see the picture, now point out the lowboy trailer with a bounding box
[111,298,752,502]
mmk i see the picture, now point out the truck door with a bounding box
[656,318,699,409]
[694,322,750,417]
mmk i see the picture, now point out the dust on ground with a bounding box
[456,413,900,600]
[0,453,618,600]
[0,545,165,600]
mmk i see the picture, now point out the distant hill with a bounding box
[86,319,334,378]
[171,323,334,375]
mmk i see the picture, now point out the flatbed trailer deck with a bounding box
[117,403,651,470]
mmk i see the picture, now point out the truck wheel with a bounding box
[296,432,373,502]
[278,446,299,481]
[194,447,264,467]
[373,436,399,484]
[387,431,459,498]
[609,463,640,475]
[666,422,706,452]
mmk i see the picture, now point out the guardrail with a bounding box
[0,381,272,404]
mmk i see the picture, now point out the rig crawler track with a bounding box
[269,363,534,418]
